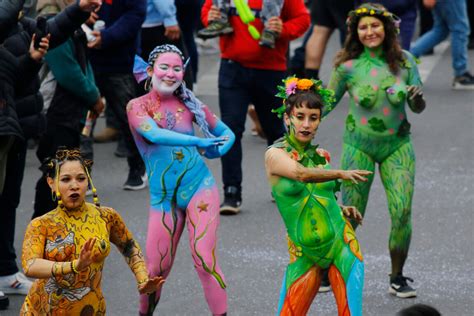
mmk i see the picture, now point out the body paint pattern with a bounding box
[127,90,231,315]
[269,139,364,316]
[20,203,147,315]
[327,47,420,272]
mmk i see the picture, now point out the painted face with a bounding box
[149,52,184,95]
[285,105,321,144]
[48,160,88,210]
[357,16,385,49]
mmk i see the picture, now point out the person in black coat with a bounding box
[0,0,101,308]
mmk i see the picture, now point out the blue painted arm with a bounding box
[203,121,235,159]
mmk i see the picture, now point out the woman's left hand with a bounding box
[137,276,165,294]
[341,205,363,225]
[407,85,426,113]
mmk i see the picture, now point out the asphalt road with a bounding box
[3,36,473,315]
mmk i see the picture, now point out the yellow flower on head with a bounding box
[370,9,375,15]
[361,8,368,13]
[383,11,389,16]
[286,77,298,86]
[356,9,362,14]
[297,79,314,90]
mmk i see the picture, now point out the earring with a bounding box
[56,192,65,210]
[144,77,152,91]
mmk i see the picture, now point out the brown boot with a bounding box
[93,127,119,143]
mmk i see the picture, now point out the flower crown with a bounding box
[347,5,401,33]
[272,77,335,118]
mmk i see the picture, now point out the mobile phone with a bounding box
[34,16,48,49]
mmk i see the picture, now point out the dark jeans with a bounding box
[94,73,144,172]
[218,59,286,190]
[0,140,27,276]
[176,0,200,83]
[32,123,80,219]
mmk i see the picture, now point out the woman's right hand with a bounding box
[340,170,372,184]
[75,238,97,271]
[195,136,228,149]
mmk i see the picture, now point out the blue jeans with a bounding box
[218,59,286,189]
[410,0,471,76]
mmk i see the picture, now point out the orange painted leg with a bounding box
[328,265,350,316]
[280,266,321,316]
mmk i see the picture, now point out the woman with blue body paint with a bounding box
[127,44,235,316]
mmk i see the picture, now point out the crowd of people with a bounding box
[0,0,471,314]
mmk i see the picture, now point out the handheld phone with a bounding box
[34,16,48,49]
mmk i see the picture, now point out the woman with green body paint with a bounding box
[265,78,372,315]
[326,3,426,298]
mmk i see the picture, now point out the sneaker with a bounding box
[453,72,474,90]
[0,272,33,295]
[0,291,9,310]
[389,274,417,298]
[123,169,148,191]
[197,20,233,39]
[93,126,119,143]
[319,269,331,293]
[259,29,277,49]
[219,186,242,215]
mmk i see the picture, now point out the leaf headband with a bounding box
[346,4,401,33]
[272,77,335,118]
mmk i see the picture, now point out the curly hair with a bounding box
[334,3,403,74]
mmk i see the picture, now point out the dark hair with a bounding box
[41,148,93,179]
[397,304,442,316]
[334,3,403,74]
[285,90,324,116]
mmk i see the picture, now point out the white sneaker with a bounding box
[0,272,33,295]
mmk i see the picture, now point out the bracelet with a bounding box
[71,260,79,274]
[51,263,56,277]
[137,279,147,286]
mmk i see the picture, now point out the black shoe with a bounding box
[114,137,129,158]
[453,71,474,90]
[389,274,417,298]
[197,20,233,39]
[123,169,147,191]
[220,186,241,215]
[0,291,9,310]
[259,29,277,49]
[319,269,331,293]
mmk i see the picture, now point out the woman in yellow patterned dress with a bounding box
[20,149,164,315]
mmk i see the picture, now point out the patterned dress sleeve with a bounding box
[103,207,148,283]
[21,218,47,275]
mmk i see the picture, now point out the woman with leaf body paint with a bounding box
[266,77,372,315]
[127,45,235,316]
[326,3,426,298]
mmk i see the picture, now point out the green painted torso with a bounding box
[270,139,345,265]
[328,47,422,138]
